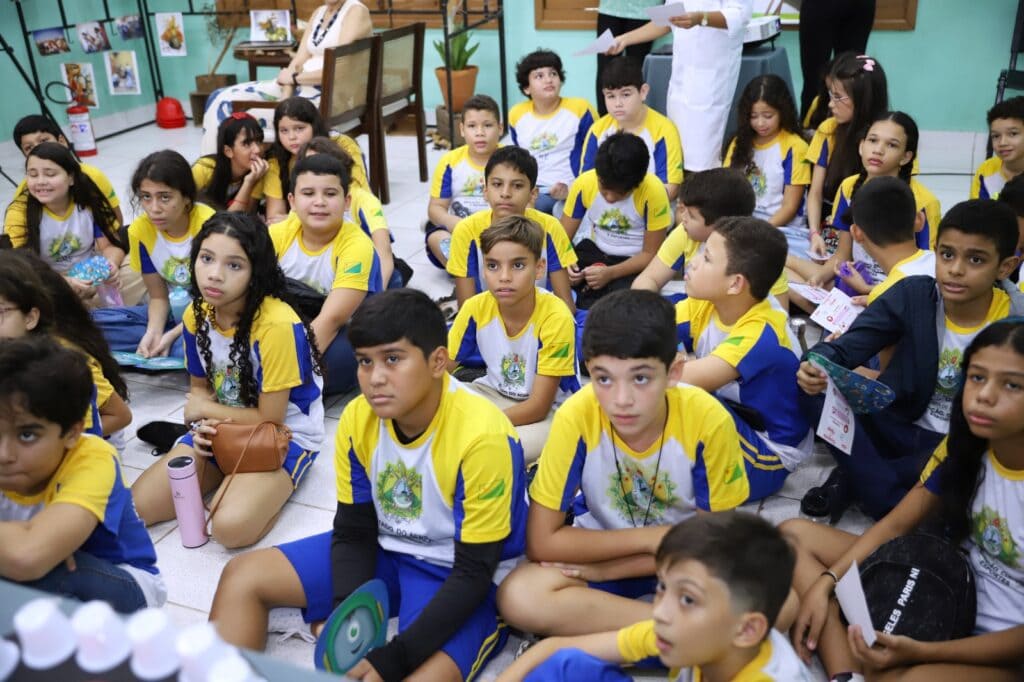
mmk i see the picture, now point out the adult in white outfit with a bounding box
[611,0,752,171]
[199,0,372,154]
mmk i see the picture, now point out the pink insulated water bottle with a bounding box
[167,456,208,548]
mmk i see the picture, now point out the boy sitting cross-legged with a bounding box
[497,512,811,682]
[496,289,750,637]
[209,288,527,681]
[676,216,813,502]
[0,336,164,613]
[447,146,577,311]
[448,216,580,463]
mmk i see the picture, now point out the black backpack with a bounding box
[859,533,976,642]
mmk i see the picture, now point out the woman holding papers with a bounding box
[610,0,753,172]
[596,1,664,115]
[200,0,372,154]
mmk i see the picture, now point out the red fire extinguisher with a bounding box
[45,81,98,156]
[66,104,97,157]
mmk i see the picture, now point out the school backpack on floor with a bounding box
[859,533,976,641]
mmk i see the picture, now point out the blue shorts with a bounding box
[716,400,789,502]
[525,648,633,682]
[277,532,507,681]
[176,432,317,487]
[587,575,657,598]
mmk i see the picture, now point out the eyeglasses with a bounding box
[828,91,851,104]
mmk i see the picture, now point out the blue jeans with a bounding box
[533,191,561,216]
[323,326,357,396]
[22,550,147,614]
[92,304,184,357]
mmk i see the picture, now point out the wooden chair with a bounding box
[374,23,428,205]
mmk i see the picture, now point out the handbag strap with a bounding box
[205,422,274,537]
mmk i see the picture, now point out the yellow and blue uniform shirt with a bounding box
[183,296,325,454]
[580,108,684,187]
[724,131,810,229]
[915,289,1010,435]
[269,217,382,297]
[618,621,811,681]
[970,156,1010,200]
[922,441,1024,634]
[336,374,527,583]
[530,384,749,529]
[32,202,107,274]
[445,207,577,293]
[565,170,672,257]
[4,163,119,247]
[56,338,110,438]
[830,174,941,284]
[866,249,936,305]
[128,203,216,290]
[806,116,920,175]
[263,134,369,198]
[509,97,596,189]
[675,298,811,471]
[448,288,580,404]
[655,227,789,299]
[430,145,494,219]
[0,434,159,576]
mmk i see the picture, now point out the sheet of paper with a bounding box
[573,29,616,56]
[835,561,877,646]
[815,371,855,454]
[788,281,829,305]
[646,2,688,27]
[810,288,864,334]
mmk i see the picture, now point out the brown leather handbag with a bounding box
[210,421,291,475]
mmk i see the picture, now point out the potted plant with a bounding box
[433,25,479,113]
[195,2,239,94]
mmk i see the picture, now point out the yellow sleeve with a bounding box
[787,135,811,186]
[445,213,479,278]
[335,400,376,505]
[454,423,519,543]
[268,217,296,257]
[806,118,835,168]
[530,393,592,512]
[350,188,389,235]
[263,158,284,199]
[331,226,377,291]
[684,389,749,510]
[50,438,118,523]
[640,175,672,232]
[535,301,576,377]
[85,352,113,409]
[656,224,693,271]
[723,138,737,167]
[770,271,789,296]
[191,159,214,193]
[535,211,578,268]
[446,295,477,362]
[127,217,153,274]
[2,188,28,247]
[430,150,457,199]
[660,117,684,186]
[617,620,659,663]
[920,437,948,488]
[333,134,369,190]
[81,164,119,209]
[255,313,305,394]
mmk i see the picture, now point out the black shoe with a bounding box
[137,421,189,455]
[800,466,851,525]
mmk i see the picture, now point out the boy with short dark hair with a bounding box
[497,289,749,637]
[271,153,383,395]
[425,94,504,268]
[972,96,1024,200]
[580,57,683,201]
[209,288,527,680]
[510,49,596,216]
[447,146,577,310]
[797,199,1021,522]
[5,114,124,245]
[563,132,670,309]
[497,512,809,682]
[633,168,791,305]
[676,217,812,501]
[0,336,164,613]
[998,174,1024,290]
[835,176,936,305]
[448,216,580,463]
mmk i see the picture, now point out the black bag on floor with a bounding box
[859,533,976,642]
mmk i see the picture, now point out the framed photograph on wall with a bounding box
[32,27,70,56]
[76,21,112,54]
[156,12,187,56]
[60,62,100,108]
[104,50,142,95]
[250,10,292,43]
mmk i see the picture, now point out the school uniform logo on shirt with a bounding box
[529,133,558,153]
[500,352,527,390]
[596,207,630,235]
[161,256,191,287]
[974,506,1021,568]
[212,366,243,406]
[748,164,767,198]
[49,234,82,263]
[608,462,678,525]
[377,461,422,522]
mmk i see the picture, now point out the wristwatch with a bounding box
[701,12,709,26]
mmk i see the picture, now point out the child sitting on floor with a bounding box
[448,216,580,463]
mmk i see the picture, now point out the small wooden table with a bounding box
[233,46,292,80]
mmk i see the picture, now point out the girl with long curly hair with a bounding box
[130,212,325,549]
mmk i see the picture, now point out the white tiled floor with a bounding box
[0,124,983,679]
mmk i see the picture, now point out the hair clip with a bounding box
[229,111,255,121]
[857,55,876,72]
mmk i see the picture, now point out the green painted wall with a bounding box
[1,0,1016,143]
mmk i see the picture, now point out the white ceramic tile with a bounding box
[289,419,339,512]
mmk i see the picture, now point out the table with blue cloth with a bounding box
[642,43,795,152]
